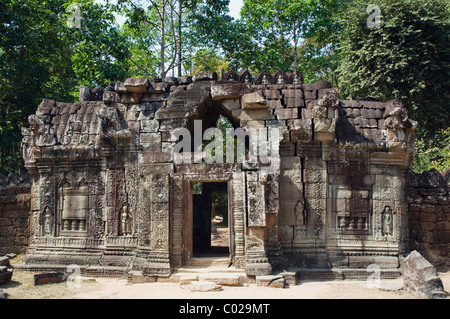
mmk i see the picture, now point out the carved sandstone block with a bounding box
[124,78,150,93]
[211,82,253,100]
[246,172,266,227]
[241,92,267,109]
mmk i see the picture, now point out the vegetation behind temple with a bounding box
[0,0,448,174]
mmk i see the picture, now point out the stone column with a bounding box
[231,172,246,267]
[170,174,184,268]
[245,171,272,276]
[143,172,171,277]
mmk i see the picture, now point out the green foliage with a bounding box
[116,0,233,77]
[186,49,229,76]
[412,128,450,173]
[337,0,450,137]
[0,0,73,173]
[193,182,203,194]
[0,0,131,174]
[68,0,131,88]
[225,0,346,80]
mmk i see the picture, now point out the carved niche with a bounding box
[333,188,371,235]
[224,70,239,81]
[57,174,89,236]
[119,204,133,236]
[289,70,304,85]
[273,71,288,84]
[255,71,273,85]
[238,70,253,84]
[382,206,394,237]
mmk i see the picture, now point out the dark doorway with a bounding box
[192,182,229,257]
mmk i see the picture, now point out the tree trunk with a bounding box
[160,1,166,79]
[178,0,182,77]
[293,23,298,71]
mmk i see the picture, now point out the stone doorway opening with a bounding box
[192,181,229,258]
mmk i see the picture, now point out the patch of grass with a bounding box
[1,268,99,299]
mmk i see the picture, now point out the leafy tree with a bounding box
[185,48,229,75]
[337,0,450,138]
[239,0,312,72]
[116,0,233,78]
[0,0,73,173]
[298,0,348,85]
[412,128,450,173]
[0,0,131,174]
[227,0,346,77]
[67,0,131,90]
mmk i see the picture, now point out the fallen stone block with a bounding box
[279,271,298,286]
[0,256,10,267]
[0,268,13,285]
[256,275,283,287]
[200,274,241,286]
[401,250,446,299]
[179,275,198,285]
[34,272,67,286]
[0,289,8,299]
[182,281,222,292]
[269,278,286,288]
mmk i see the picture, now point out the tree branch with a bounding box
[128,56,158,77]
[128,0,161,30]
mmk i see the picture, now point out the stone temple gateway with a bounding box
[20,70,418,280]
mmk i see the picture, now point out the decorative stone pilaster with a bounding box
[245,171,272,276]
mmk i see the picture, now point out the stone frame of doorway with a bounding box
[187,180,233,261]
[172,164,247,269]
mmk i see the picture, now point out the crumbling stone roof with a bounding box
[337,99,387,145]
[37,100,104,146]
[23,70,418,163]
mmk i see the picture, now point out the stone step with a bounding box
[293,267,401,281]
[171,261,248,286]
[176,265,244,274]
[185,257,230,267]
[171,272,245,286]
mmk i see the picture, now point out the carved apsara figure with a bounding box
[382,206,393,236]
[120,205,133,236]
[294,200,305,226]
[40,206,54,236]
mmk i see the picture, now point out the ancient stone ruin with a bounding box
[402,250,445,298]
[19,69,420,280]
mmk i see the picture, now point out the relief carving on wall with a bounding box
[382,206,394,237]
[38,175,56,236]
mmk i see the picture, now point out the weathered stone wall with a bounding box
[407,169,450,269]
[16,69,444,279]
[0,174,31,255]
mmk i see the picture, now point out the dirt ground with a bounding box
[2,255,449,299]
[3,270,450,299]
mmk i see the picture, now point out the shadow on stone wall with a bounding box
[407,168,450,271]
[0,173,31,255]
